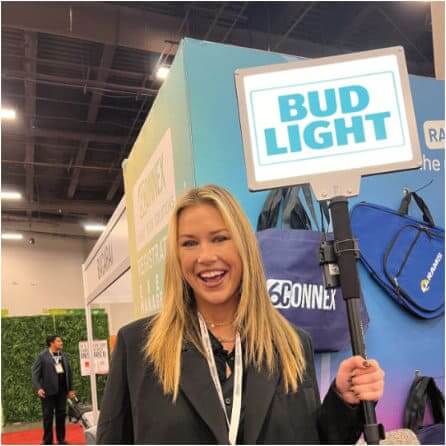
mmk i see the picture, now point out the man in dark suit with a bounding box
[32,335,75,445]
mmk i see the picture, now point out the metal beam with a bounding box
[3,92,142,113]
[2,3,181,53]
[67,44,116,199]
[272,3,315,51]
[335,5,376,47]
[3,159,121,172]
[377,7,431,63]
[3,138,118,155]
[4,127,127,144]
[203,3,227,41]
[3,69,158,97]
[3,199,116,215]
[24,31,37,217]
[221,3,248,43]
[2,3,344,63]
[5,54,148,81]
[1,216,100,239]
[106,171,123,202]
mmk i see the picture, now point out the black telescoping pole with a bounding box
[329,196,384,445]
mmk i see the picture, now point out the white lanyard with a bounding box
[198,312,243,445]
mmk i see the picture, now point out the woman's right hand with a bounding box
[37,388,46,399]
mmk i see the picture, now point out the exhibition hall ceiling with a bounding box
[1,1,434,230]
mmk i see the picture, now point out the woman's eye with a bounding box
[181,240,197,248]
[213,235,229,243]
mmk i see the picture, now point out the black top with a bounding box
[52,353,68,394]
[209,331,246,443]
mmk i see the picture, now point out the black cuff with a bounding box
[317,381,363,444]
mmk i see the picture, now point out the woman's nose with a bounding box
[197,243,217,264]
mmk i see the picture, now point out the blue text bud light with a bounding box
[264,85,391,155]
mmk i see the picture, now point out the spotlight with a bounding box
[83,223,106,233]
[1,191,22,200]
[2,233,24,240]
[156,66,170,80]
[1,108,16,120]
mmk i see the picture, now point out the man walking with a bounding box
[32,335,75,445]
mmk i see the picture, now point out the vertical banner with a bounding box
[129,129,176,316]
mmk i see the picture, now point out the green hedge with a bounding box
[1,312,109,423]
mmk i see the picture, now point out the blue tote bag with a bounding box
[256,187,369,352]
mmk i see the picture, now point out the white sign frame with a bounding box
[235,46,421,200]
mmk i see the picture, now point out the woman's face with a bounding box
[178,203,243,312]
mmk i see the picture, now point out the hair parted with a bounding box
[145,184,306,400]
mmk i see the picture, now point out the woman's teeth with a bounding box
[199,271,226,282]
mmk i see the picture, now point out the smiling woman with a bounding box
[96,184,384,445]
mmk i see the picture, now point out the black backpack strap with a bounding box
[256,188,285,231]
[283,186,312,230]
[427,377,445,424]
[300,184,320,231]
[412,192,435,227]
[296,183,330,231]
[398,191,435,227]
[404,376,445,433]
[398,190,412,215]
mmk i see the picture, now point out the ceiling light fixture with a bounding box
[2,232,24,240]
[1,108,16,120]
[83,224,106,233]
[1,191,22,200]
[156,66,170,80]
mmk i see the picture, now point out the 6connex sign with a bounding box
[235,47,421,199]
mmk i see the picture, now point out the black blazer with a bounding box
[97,318,364,444]
[31,350,73,396]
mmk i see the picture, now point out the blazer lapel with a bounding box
[46,351,56,373]
[244,362,279,444]
[180,345,228,444]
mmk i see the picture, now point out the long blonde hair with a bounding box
[145,185,306,400]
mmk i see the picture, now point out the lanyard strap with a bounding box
[198,313,243,445]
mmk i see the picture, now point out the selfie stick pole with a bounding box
[329,196,385,445]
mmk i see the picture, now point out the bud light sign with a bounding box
[235,47,421,199]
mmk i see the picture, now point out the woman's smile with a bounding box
[178,203,242,310]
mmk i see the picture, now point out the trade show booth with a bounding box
[121,38,444,432]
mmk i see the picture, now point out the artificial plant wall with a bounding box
[1,312,108,423]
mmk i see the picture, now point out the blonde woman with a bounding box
[97,185,384,444]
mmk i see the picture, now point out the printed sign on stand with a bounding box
[79,340,109,376]
[235,46,421,200]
